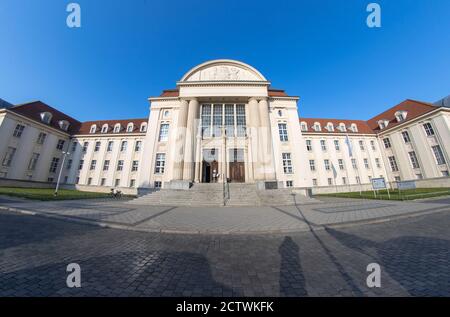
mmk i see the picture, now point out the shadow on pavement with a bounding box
[278,236,307,296]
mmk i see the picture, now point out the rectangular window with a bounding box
[408,151,420,169]
[334,140,340,151]
[309,159,315,171]
[130,179,136,188]
[342,177,347,185]
[132,160,139,172]
[90,160,97,170]
[37,132,47,144]
[48,177,54,183]
[71,141,77,152]
[115,179,120,187]
[101,178,106,186]
[87,177,92,185]
[49,157,59,173]
[364,158,369,169]
[64,176,68,184]
[28,153,40,170]
[282,153,293,174]
[2,147,16,167]
[278,123,288,142]
[356,176,361,184]
[402,131,411,143]
[107,141,114,152]
[159,124,169,142]
[117,160,124,171]
[423,123,435,136]
[338,159,344,170]
[312,179,318,186]
[375,158,381,168]
[324,159,330,171]
[103,160,110,171]
[370,140,376,151]
[383,138,391,149]
[224,104,235,137]
[66,159,73,170]
[306,140,312,151]
[134,141,142,152]
[388,156,399,172]
[359,140,365,151]
[82,142,89,153]
[13,124,25,138]
[286,180,293,188]
[212,104,223,137]
[328,178,333,186]
[432,145,446,165]
[351,158,358,170]
[442,171,449,177]
[120,141,127,152]
[78,160,84,170]
[94,141,101,152]
[154,181,162,188]
[320,140,327,151]
[155,153,166,174]
[236,104,246,137]
[201,104,211,137]
[56,139,65,150]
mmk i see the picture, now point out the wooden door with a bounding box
[229,162,245,182]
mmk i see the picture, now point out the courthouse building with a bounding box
[0,60,449,196]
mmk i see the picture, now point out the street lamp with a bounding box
[54,151,70,196]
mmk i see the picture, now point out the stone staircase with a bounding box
[129,183,320,207]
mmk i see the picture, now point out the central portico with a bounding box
[138,59,308,190]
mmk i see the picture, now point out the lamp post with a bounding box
[54,151,70,196]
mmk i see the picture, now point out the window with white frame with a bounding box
[37,132,47,144]
[364,158,369,169]
[334,140,340,151]
[383,138,391,149]
[89,160,96,170]
[201,104,212,137]
[328,178,333,186]
[49,157,59,173]
[120,141,127,152]
[359,140,365,151]
[423,123,435,136]
[282,153,293,174]
[82,141,89,152]
[103,160,110,171]
[114,179,120,187]
[306,140,312,151]
[351,124,358,132]
[131,160,139,172]
[342,177,347,185]
[324,159,330,171]
[432,145,446,165]
[101,178,106,186]
[28,153,40,170]
[338,159,344,170]
[2,147,16,167]
[56,139,65,150]
[388,156,399,172]
[278,123,288,142]
[320,140,327,151]
[236,104,246,137]
[351,158,358,169]
[40,112,52,124]
[114,124,121,133]
[127,123,134,132]
[90,125,97,134]
[13,124,25,138]
[117,160,124,171]
[66,159,72,170]
[370,140,376,151]
[154,181,162,188]
[94,141,101,152]
[71,141,77,152]
[101,124,108,133]
[309,160,315,171]
[135,141,142,152]
[224,104,234,137]
[212,104,223,137]
[313,122,321,132]
[78,160,84,170]
[402,131,411,143]
[375,158,381,168]
[286,180,293,188]
[408,151,420,169]
[107,141,113,152]
[312,179,318,186]
[155,153,166,174]
[140,123,147,132]
[326,123,334,132]
[130,179,136,188]
[158,123,169,142]
[300,122,307,132]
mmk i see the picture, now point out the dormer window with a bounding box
[326,122,334,132]
[140,122,147,132]
[339,123,346,132]
[378,120,389,130]
[395,111,407,122]
[113,124,121,133]
[101,124,109,133]
[89,124,97,134]
[126,123,134,133]
[313,122,321,132]
[58,120,70,131]
[40,112,52,124]
[350,123,358,133]
[300,122,308,132]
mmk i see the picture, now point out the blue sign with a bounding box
[397,180,416,190]
[372,178,387,190]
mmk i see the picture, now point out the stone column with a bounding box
[182,98,199,181]
[248,97,264,180]
[194,134,202,183]
[258,98,276,180]
[173,99,189,180]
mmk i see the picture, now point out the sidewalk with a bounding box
[0,195,448,234]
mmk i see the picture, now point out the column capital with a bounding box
[249,96,267,103]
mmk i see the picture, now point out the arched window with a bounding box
[140,122,147,132]
[300,121,308,132]
[126,123,134,133]
[378,120,388,130]
[101,124,109,133]
[313,122,321,132]
[350,123,358,133]
[395,111,407,122]
[326,122,334,132]
[40,112,53,124]
[339,123,346,132]
[113,124,121,133]
[89,124,97,134]
[58,120,70,131]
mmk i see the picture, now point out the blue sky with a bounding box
[0,0,449,122]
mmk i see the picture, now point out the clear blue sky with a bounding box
[1,0,449,122]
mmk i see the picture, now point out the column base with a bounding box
[256,180,283,190]
[166,180,192,190]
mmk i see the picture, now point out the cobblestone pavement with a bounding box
[0,196,449,233]
[0,209,449,296]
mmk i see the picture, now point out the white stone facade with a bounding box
[0,60,449,193]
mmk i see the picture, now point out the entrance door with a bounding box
[202,161,211,183]
[229,162,245,182]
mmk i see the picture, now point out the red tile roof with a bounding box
[299,118,375,134]
[367,99,438,133]
[76,118,148,135]
[160,89,179,97]
[268,89,288,97]
[9,101,81,134]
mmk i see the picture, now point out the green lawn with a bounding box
[0,187,122,201]
[317,188,450,201]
